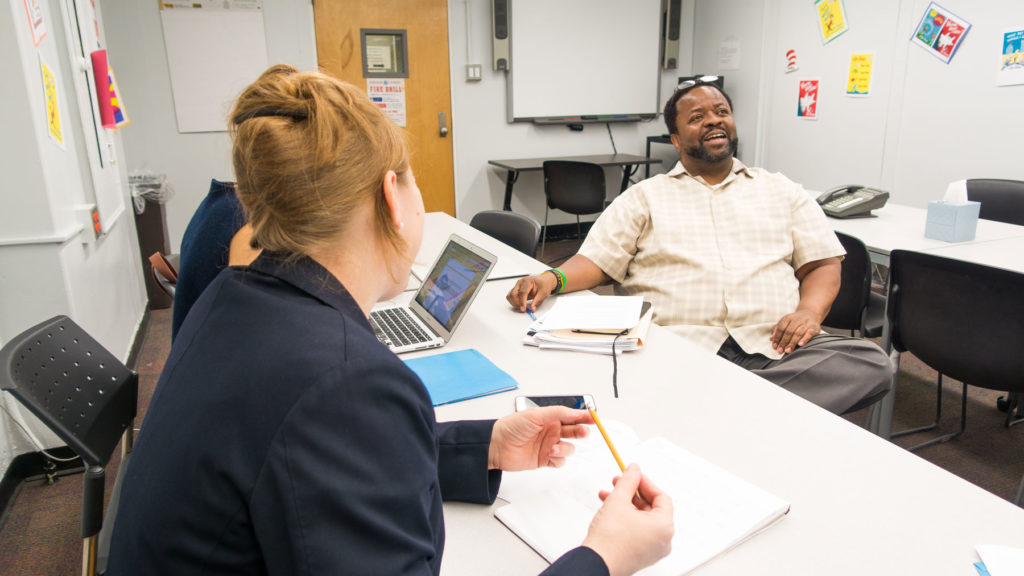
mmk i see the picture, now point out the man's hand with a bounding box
[770,310,821,354]
[506,272,558,313]
[772,256,841,354]
[488,406,593,471]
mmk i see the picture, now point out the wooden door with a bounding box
[314,0,455,216]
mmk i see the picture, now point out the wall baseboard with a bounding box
[0,447,83,531]
[126,306,152,370]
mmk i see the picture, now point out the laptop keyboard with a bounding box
[370,308,433,347]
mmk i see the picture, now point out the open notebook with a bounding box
[494,419,790,575]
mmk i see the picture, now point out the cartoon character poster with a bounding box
[40,56,64,148]
[997,28,1024,86]
[815,0,848,45]
[911,3,971,64]
[797,79,819,120]
[846,53,874,96]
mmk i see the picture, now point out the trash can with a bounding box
[130,171,175,310]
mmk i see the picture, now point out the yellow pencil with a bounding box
[588,403,626,472]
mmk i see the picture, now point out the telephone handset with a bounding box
[816,185,889,219]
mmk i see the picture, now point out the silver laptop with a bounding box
[370,234,496,354]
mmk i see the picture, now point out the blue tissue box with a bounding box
[924,200,980,242]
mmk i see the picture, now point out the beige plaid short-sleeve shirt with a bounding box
[579,158,844,359]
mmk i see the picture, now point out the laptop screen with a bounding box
[413,237,494,332]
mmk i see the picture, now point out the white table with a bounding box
[405,212,547,291]
[924,236,1024,274]
[408,214,1024,576]
[824,202,1024,265]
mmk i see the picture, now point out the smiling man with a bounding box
[507,79,891,416]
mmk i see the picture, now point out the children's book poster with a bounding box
[815,0,848,45]
[797,79,820,120]
[997,28,1024,86]
[40,56,64,148]
[846,53,874,96]
[911,3,971,64]
[22,0,46,46]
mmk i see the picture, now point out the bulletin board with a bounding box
[159,4,269,133]
[506,0,662,123]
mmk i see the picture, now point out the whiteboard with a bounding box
[160,8,269,133]
[507,0,662,122]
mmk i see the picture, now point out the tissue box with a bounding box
[924,200,980,242]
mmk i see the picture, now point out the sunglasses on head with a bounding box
[676,75,722,91]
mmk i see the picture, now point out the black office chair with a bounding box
[541,160,607,259]
[965,178,1024,426]
[966,178,1024,226]
[883,250,1024,505]
[823,232,885,338]
[469,210,542,257]
[0,315,138,576]
[148,251,178,298]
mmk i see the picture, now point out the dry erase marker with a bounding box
[526,308,537,321]
[587,401,625,472]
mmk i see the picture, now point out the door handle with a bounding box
[438,112,449,137]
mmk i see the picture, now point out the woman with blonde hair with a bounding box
[107,65,672,576]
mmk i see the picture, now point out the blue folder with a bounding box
[404,348,518,406]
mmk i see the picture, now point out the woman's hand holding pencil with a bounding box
[583,464,675,576]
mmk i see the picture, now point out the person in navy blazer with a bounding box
[106,65,673,576]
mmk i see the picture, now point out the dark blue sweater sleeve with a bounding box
[436,422,609,576]
[437,420,501,503]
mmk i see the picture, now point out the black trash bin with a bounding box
[130,173,174,310]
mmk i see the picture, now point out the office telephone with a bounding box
[815,185,889,218]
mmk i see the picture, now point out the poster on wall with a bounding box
[997,28,1024,86]
[846,53,874,96]
[797,79,820,120]
[22,0,46,46]
[718,37,741,70]
[911,3,971,64]
[815,0,848,45]
[784,49,799,73]
[40,56,64,148]
[367,79,407,127]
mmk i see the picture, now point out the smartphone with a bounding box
[514,395,594,411]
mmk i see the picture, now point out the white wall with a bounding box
[101,0,317,252]
[697,0,1024,204]
[690,0,768,164]
[448,0,688,226]
[1,0,148,476]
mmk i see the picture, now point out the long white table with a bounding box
[924,236,1024,274]
[824,201,1024,264]
[400,213,1024,576]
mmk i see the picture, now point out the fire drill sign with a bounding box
[367,79,407,127]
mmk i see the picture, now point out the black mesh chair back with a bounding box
[965,178,1024,226]
[887,250,1024,392]
[469,210,541,257]
[0,315,138,576]
[543,160,607,215]
[541,160,607,258]
[823,232,871,332]
[823,232,884,338]
[883,250,1024,484]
